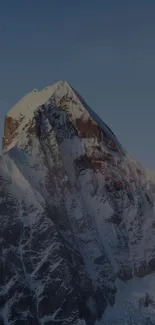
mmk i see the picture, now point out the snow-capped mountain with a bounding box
[1,80,155,325]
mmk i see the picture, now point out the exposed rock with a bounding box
[2,114,24,150]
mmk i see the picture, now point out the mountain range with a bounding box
[1,80,155,325]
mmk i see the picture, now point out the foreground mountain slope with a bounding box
[1,80,155,325]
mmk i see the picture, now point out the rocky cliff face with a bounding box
[1,81,155,325]
[3,116,20,150]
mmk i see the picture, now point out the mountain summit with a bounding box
[1,81,155,325]
[2,80,124,154]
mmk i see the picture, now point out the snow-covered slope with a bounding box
[1,80,155,325]
[7,82,60,120]
[146,168,155,183]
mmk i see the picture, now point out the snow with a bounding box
[97,274,155,325]
[1,152,44,209]
[7,80,67,120]
[146,168,155,183]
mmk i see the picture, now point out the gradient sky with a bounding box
[0,0,155,168]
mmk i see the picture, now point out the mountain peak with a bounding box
[7,80,69,120]
[2,80,72,151]
[2,80,124,156]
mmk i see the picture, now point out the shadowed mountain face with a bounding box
[1,81,155,325]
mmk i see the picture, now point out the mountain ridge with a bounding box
[1,81,155,325]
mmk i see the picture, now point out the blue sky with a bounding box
[0,0,155,168]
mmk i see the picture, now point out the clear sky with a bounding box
[0,0,155,168]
